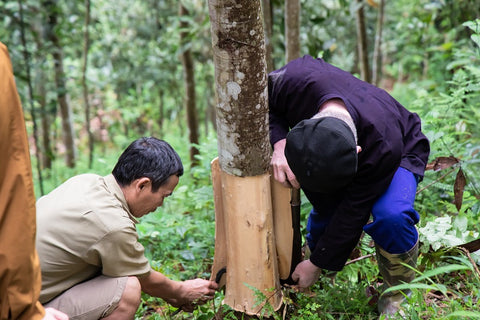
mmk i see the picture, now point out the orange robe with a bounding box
[0,42,45,320]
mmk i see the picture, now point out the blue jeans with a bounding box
[306,167,419,254]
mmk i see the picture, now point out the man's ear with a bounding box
[135,177,152,192]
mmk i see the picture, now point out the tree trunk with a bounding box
[355,0,371,83]
[38,69,53,171]
[158,88,164,134]
[284,0,303,283]
[82,0,94,169]
[208,0,282,315]
[262,0,275,72]
[208,1,271,176]
[45,0,76,168]
[18,0,44,194]
[372,0,385,86]
[32,18,54,172]
[179,4,200,167]
[285,0,301,63]
[32,22,54,171]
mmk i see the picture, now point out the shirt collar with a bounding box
[104,174,139,224]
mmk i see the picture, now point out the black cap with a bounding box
[285,117,357,193]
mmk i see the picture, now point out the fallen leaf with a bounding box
[425,156,460,171]
[454,168,466,211]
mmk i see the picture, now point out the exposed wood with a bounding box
[210,158,283,312]
[270,175,293,280]
[210,158,227,289]
[221,170,282,314]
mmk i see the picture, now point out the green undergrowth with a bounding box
[32,19,480,320]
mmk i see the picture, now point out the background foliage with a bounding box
[1,0,480,319]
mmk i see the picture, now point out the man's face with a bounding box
[132,175,179,218]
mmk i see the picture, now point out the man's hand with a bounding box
[291,260,322,289]
[271,139,300,189]
[42,307,69,320]
[179,279,218,306]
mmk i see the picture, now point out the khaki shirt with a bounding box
[0,42,45,320]
[36,174,151,303]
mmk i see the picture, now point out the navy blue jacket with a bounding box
[268,55,430,271]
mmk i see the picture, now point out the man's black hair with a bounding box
[112,137,184,192]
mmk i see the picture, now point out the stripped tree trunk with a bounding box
[208,0,282,315]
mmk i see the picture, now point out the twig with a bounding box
[345,253,376,265]
[416,168,455,194]
[457,247,480,279]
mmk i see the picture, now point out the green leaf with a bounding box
[383,283,438,293]
[412,264,471,283]
[445,311,480,319]
[471,34,480,48]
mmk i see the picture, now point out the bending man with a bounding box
[268,55,430,315]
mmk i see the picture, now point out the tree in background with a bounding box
[262,0,275,73]
[355,0,371,82]
[179,2,200,167]
[44,0,76,168]
[285,0,300,63]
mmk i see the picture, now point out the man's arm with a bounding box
[138,270,218,308]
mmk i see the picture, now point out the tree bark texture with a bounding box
[285,0,300,62]
[355,0,371,83]
[208,0,270,177]
[180,4,200,167]
[45,0,76,168]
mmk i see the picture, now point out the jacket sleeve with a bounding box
[269,109,290,146]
